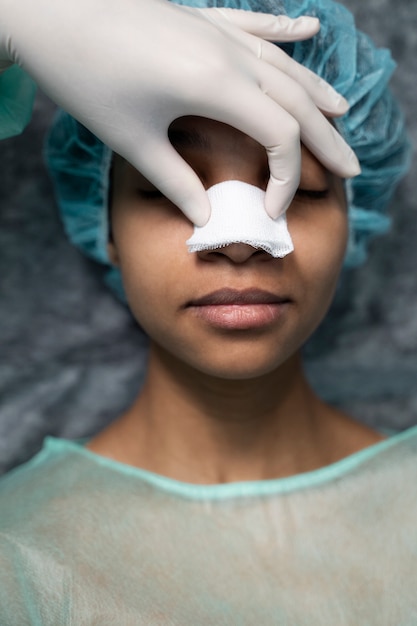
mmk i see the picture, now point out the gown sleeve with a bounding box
[0,65,36,139]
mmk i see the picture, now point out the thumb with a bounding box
[128,138,211,227]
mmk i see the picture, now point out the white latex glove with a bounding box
[0,0,360,224]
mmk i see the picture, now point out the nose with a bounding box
[197,243,269,264]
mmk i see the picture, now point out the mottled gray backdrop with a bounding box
[0,0,416,474]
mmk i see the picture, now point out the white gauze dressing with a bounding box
[186,181,294,257]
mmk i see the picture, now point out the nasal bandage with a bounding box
[186,181,294,258]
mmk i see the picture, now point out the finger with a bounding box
[265,141,301,220]
[256,39,349,116]
[124,137,211,226]
[208,16,349,117]
[256,61,361,178]
[199,9,320,42]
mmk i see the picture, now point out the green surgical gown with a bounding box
[0,426,416,625]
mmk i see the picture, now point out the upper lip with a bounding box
[187,288,290,307]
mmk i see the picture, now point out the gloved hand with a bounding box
[0,0,360,224]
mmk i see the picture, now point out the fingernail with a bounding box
[322,82,349,112]
[277,15,319,29]
[265,193,291,219]
[348,151,361,177]
[192,207,211,228]
[292,16,320,32]
[333,128,362,178]
[333,94,350,114]
[296,16,320,26]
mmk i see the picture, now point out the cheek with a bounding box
[287,204,348,305]
[112,204,194,322]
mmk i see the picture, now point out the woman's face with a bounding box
[109,116,348,380]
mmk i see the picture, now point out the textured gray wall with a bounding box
[0,0,416,473]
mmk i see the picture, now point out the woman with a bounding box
[0,0,413,623]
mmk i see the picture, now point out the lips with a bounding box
[187,288,290,307]
[186,288,291,330]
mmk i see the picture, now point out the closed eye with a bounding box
[136,188,164,199]
[296,188,330,200]
[136,187,330,201]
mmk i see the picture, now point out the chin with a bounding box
[180,343,297,381]
[196,364,282,381]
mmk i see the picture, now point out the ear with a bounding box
[107,242,120,267]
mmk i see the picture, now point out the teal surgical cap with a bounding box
[44,0,412,302]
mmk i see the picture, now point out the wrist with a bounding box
[0,0,28,63]
[0,0,13,61]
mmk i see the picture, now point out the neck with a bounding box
[97,344,348,483]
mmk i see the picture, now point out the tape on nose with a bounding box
[186,181,294,258]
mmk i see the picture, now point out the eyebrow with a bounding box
[168,127,212,152]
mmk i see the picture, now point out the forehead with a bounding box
[114,115,342,197]
[169,116,260,153]
[168,116,329,180]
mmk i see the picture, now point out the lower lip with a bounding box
[189,303,289,330]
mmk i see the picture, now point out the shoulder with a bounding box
[339,423,417,518]
[0,438,88,529]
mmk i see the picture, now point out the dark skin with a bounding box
[87,117,385,484]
